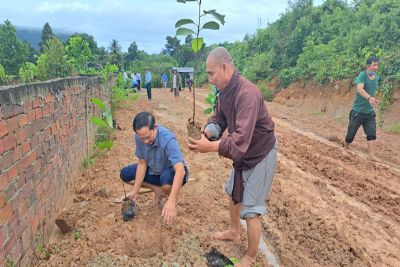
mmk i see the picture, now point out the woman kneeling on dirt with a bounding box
[120,111,189,225]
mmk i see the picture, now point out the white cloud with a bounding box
[36,1,90,13]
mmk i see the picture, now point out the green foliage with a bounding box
[378,82,393,127]
[0,20,29,75]
[204,85,219,115]
[65,36,92,73]
[37,38,72,81]
[259,85,274,102]
[6,256,15,267]
[108,39,122,67]
[73,229,81,241]
[39,22,54,53]
[101,63,119,84]
[19,62,38,83]
[0,64,11,85]
[175,0,225,121]
[388,122,400,134]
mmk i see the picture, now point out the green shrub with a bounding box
[0,64,10,85]
[19,62,38,83]
[259,85,274,102]
[389,122,400,134]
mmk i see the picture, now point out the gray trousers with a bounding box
[225,140,278,219]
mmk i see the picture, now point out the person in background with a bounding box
[161,72,169,90]
[343,56,380,161]
[172,69,181,101]
[136,72,142,90]
[145,68,152,100]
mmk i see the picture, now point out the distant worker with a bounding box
[161,72,169,90]
[343,56,380,161]
[145,68,152,100]
[135,72,141,90]
[172,69,181,101]
[185,78,193,92]
[120,112,189,224]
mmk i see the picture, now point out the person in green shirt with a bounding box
[343,56,379,161]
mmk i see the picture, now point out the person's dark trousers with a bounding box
[136,80,141,90]
[146,82,152,100]
[345,110,376,144]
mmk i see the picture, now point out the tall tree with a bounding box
[69,33,98,54]
[37,37,71,80]
[125,41,139,65]
[108,39,122,66]
[65,36,92,72]
[39,22,55,53]
[163,36,181,56]
[0,20,28,75]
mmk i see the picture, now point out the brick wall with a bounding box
[0,76,113,266]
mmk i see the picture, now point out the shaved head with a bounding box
[207,46,234,68]
[206,47,236,90]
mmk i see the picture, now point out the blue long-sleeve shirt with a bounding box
[145,71,152,83]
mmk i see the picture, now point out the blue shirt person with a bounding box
[161,72,168,89]
[120,112,188,224]
[145,69,152,100]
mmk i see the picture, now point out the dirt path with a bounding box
[36,88,400,267]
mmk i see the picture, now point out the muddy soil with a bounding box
[36,87,400,267]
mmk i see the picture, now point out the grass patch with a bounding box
[388,122,400,134]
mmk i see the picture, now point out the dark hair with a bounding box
[133,112,155,132]
[367,56,379,65]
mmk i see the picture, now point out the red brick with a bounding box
[15,130,26,146]
[0,226,6,246]
[34,109,43,120]
[45,95,55,103]
[27,110,36,123]
[0,139,3,154]
[1,151,13,170]
[30,214,39,233]
[32,99,41,109]
[7,166,18,182]
[7,117,18,134]
[13,105,24,116]
[23,101,32,113]
[3,134,16,152]
[21,142,30,154]
[0,204,14,224]
[0,173,7,191]
[0,194,5,208]
[0,121,7,138]
[12,146,22,162]
[18,114,28,127]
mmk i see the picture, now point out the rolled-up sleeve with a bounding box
[218,90,260,163]
[165,138,184,166]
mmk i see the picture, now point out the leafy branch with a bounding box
[175,0,225,123]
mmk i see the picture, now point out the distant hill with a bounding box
[16,26,71,50]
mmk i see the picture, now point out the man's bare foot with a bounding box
[235,255,256,267]
[213,229,240,242]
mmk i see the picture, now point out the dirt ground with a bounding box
[36,87,400,267]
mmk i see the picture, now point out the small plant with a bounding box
[378,82,393,127]
[224,257,238,267]
[74,229,81,240]
[36,244,51,260]
[259,85,274,102]
[82,156,94,169]
[175,0,225,123]
[6,256,15,267]
[204,85,219,115]
[91,97,114,150]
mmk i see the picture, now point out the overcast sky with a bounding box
[1,0,324,54]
